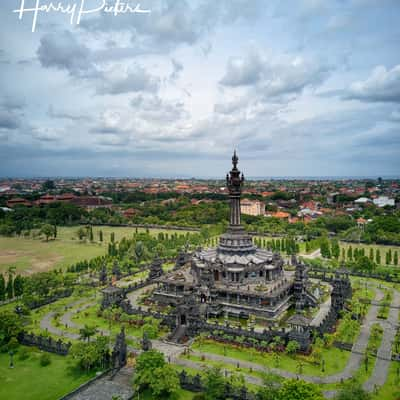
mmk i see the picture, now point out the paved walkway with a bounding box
[125,283,156,311]
[39,281,400,398]
[40,298,90,340]
[301,249,322,259]
[66,367,134,400]
[175,285,400,397]
[175,356,264,386]
[311,288,332,327]
[363,288,400,392]
[175,288,386,386]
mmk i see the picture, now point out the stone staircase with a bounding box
[169,325,187,343]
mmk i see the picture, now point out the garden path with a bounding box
[39,281,400,398]
[65,367,134,400]
[363,288,400,392]
[175,288,385,385]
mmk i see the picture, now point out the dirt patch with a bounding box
[32,255,64,272]
[0,250,33,264]
[0,250,64,275]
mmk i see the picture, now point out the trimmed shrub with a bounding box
[18,347,30,360]
[40,353,51,367]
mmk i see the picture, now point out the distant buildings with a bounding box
[122,208,138,219]
[6,197,32,207]
[266,211,291,221]
[6,193,112,211]
[354,197,372,205]
[1,175,398,222]
[356,217,368,230]
[373,196,395,208]
[70,196,113,211]
[240,198,265,216]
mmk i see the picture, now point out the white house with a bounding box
[373,196,395,207]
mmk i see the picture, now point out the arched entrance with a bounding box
[214,270,220,281]
[180,314,187,325]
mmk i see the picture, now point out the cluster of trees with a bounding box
[0,203,86,236]
[319,237,399,272]
[108,230,206,265]
[255,237,300,255]
[68,226,210,275]
[335,313,361,344]
[134,350,180,399]
[128,198,229,227]
[342,214,400,245]
[363,214,400,245]
[320,238,340,259]
[315,216,355,234]
[2,190,398,242]
[71,335,110,372]
[305,238,323,253]
[99,307,162,339]
[133,350,326,400]
[68,227,212,280]
[0,309,23,351]
[0,268,24,301]
[76,225,96,242]
[343,245,398,266]
[0,269,76,308]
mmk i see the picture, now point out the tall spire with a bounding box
[232,149,238,169]
[218,151,255,254]
[226,150,244,226]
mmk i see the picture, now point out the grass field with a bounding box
[372,361,400,400]
[141,388,197,399]
[191,339,350,377]
[0,346,96,400]
[56,225,194,244]
[338,241,400,265]
[0,225,194,275]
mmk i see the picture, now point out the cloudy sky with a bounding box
[0,0,399,178]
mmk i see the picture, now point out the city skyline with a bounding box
[1,0,400,178]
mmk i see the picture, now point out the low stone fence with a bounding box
[185,319,289,350]
[314,306,339,336]
[123,280,150,295]
[248,232,286,238]
[26,289,73,310]
[0,296,22,307]
[120,302,175,328]
[333,341,353,351]
[18,332,71,355]
[58,369,111,400]
[309,267,400,284]
[83,222,200,232]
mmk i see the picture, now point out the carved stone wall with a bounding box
[18,332,71,355]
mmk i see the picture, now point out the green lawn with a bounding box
[372,361,400,400]
[181,353,268,381]
[140,388,197,400]
[0,235,105,275]
[0,346,96,400]
[56,225,194,244]
[11,289,95,341]
[338,242,400,266]
[191,339,350,377]
[0,226,194,275]
[69,301,168,341]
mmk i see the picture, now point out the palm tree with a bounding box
[79,324,98,343]
[7,266,16,278]
[132,241,149,267]
[6,266,16,299]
